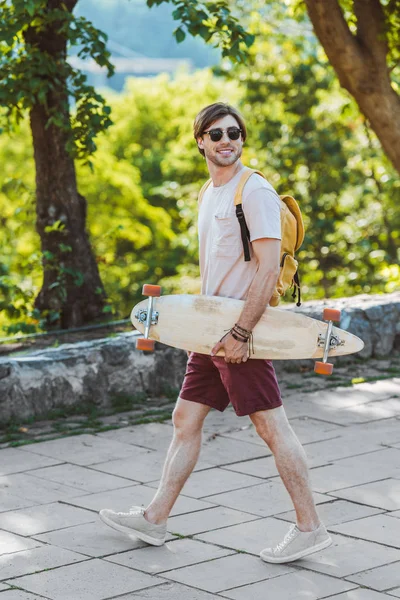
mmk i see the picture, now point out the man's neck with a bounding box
[207,160,244,187]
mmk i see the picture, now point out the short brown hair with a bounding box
[193,102,247,156]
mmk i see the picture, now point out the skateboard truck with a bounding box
[135,284,161,352]
[314,308,342,375]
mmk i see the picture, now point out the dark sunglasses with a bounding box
[203,127,242,142]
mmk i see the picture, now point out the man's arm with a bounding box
[211,237,280,363]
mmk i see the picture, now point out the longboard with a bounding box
[131,287,364,375]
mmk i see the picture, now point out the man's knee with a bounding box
[172,397,209,438]
[250,407,291,450]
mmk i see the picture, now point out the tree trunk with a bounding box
[305,0,400,174]
[27,0,107,329]
[30,103,107,329]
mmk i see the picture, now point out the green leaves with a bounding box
[147,0,254,62]
[174,26,186,43]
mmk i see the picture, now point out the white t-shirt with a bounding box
[198,167,281,301]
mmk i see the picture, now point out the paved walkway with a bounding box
[0,377,399,600]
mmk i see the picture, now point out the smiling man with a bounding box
[99,103,331,564]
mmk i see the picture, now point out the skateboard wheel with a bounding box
[323,308,341,322]
[136,338,155,352]
[314,361,334,376]
[142,284,162,297]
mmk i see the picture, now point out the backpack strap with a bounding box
[234,169,266,262]
[198,178,212,206]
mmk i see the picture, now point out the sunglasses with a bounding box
[203,127,242,142]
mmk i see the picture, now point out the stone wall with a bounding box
[0,292,399,423]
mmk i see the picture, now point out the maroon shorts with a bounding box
[180,352,282,417]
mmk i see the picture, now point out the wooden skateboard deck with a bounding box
[131,294,364,360]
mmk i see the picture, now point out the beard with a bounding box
[206,145,242,167]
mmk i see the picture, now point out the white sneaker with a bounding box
[99,506,166,546]
[260,523,332,563]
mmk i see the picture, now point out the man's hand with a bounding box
[211,333,249,363]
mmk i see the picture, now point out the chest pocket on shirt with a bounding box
[211,214,242,258]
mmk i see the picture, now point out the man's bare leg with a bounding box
[251,406,320,531]
[145,397,211,524]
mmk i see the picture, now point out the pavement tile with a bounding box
[311,589,394,600]
[0,531,42,556]
[0,545,88,581]
[301,434,385,464]
[296,533,400,577]
[283,397,399,426]
[198,436,270,467]
[28,463,136,493]
[0,490,38,514]
[277,499,383,526]
[162,552,293,592]
[19,434,149,466]
[0,593,46,600]
[167,506,260,536]
[331,514,400,548]
[0,502,96,536]
[35,520,150,557]
[0,448,61,476]
[346,560,400,590]
[309,448,400,493]
[0,584,10,591]
[151,467,264,499]
[330,478,400,511]
[389,510,400,518]
[219,423,272,447]
[202,407,245,434]
[219,570,357,599]
[223,455,281,478]
[342,418,400,446]
[202,479,331,517]
[195,517,295,554]
[307,380,400,409]
[91,452,214,484]
[106,538,234,573]
[6,558,162,600]
[286,416,343,444]
[111,581,220,599]
[0,473,88,504]
[97,422,174,452]
[63,484,216,517]
[389,588,400,598]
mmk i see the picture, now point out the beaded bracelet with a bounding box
[234,323,252,337]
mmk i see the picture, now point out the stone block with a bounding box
[63,483,215,517]
[220,570,356,599]
[29,463,137,494]
[347,560,400,591]
[162,552,293,593]
[167,506,259,536]
[331,514,400,548]
[6,558,162,600]
[0,545,88,580]
[0,531,41,556]
[106,538,234,574]
[0,502,96,536]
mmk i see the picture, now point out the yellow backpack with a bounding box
[198,168,305,306]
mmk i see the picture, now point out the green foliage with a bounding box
[0,0,114,160]
[0,3,399,337]
[146,0,254,62]
[215,1,400,299]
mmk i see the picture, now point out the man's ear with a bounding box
[197,136,204,151]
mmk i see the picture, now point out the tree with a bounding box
[304,0,400,174]
[0,0,253,328]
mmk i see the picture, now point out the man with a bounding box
[100,102,332,563]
